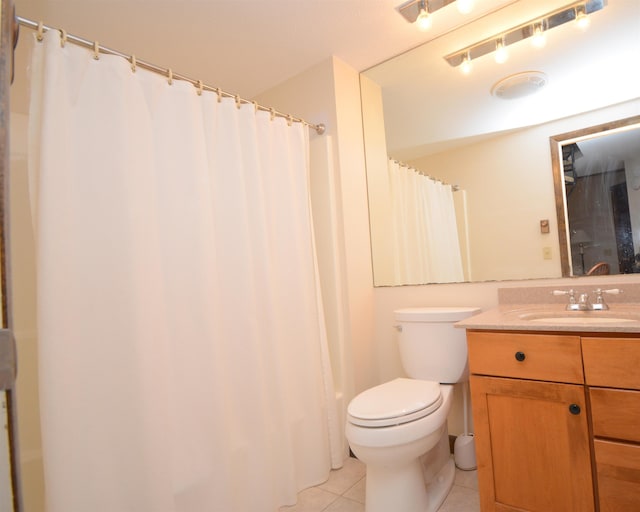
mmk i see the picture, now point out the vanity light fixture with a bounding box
[575,4,591,29]
[396,0,474,30]
[416,1,432,31]
[460,52,472,75]
[444,0,606,71]
[531,22,547,48]
[494,37,508,63]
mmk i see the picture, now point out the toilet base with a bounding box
[363,455,455,512]
[364,457,428,512]
[425,457,455,511]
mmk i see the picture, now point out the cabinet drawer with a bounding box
[594,439,640,512]
[467,331,583,383]
[582,337,640,389]
[590,387,640,443]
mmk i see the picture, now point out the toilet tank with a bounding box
[394,307,480,383]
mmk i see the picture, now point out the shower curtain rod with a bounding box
[391,159,460,191]
[15,16,326,135]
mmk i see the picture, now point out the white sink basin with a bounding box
[526,316,637,324]
[518,311,640,324]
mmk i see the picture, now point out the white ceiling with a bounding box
[12,0,438,106]
[11,0,640,157]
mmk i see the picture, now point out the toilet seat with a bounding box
[347,378,442,427]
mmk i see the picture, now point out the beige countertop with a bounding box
[455,303,640,333]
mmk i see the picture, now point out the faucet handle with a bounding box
[553,289,579,309]
[591,288,621,310]
[552,289,576,302]
[593,288,623,300]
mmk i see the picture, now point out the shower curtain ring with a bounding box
[130,55,137,73]
[167,69,173,85]
[215,88,222,103]
[93,41,100,60]
[36,21,44,41]
[234,95,242,109]
[196,80,203,96]
[59,29,67,47]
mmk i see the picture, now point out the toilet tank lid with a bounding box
[394,307,481,322]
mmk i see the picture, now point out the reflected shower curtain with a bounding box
[28,31,340,512]
[388,160,463,284]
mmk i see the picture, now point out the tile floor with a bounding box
[279,456,480,512]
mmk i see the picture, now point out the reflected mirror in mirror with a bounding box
[361,0,640,286]
[551,116,640,277]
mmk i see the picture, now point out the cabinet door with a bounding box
[471,375,594,512]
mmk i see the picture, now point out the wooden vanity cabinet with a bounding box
[467,331,595,512]
[582,337,640,512]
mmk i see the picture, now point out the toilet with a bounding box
[345,306,480,512]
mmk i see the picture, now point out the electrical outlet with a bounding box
[543,247,552,260]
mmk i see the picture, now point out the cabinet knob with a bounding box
[569,403,581,415]
[515,351,526,362]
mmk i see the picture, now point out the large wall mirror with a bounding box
[361,0,640,286]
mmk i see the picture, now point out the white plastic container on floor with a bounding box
[454,434,477,470]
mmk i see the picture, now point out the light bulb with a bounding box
[460,54,472,75]
[457,0,474,14]
[494,38,508,64]
[416,8,432,31]
[531,23,546,48]
[575,5,590,30]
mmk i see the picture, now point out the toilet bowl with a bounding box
[346,381,455,512]
[345,306,480,512]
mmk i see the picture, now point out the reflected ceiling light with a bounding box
[531,22,547,48]
[416,1,432,31]
[457,0,474,14]
[444,0,606,72]
[575,4,591,29]
[494,37,508,63]
[460,52,472,75]
[396,0,474,30]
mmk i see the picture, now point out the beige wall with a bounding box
[360,75,394,285]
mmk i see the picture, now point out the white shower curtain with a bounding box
[387,159,464,284]
[28,31,340,512]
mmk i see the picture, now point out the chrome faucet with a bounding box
[576,292,592,311]
[552,288,622,311]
